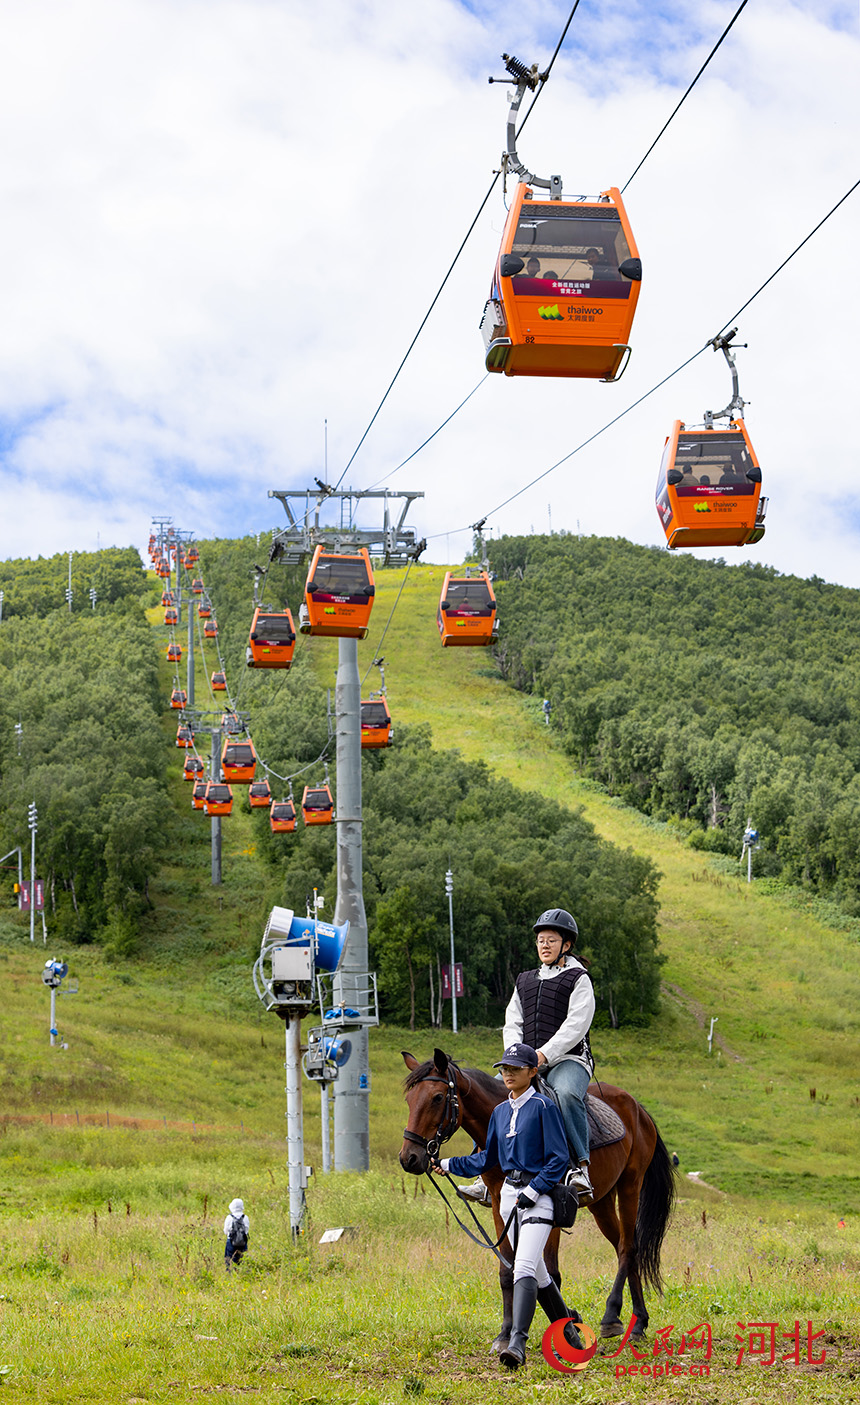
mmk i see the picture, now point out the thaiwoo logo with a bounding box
[541,1319,598,1373]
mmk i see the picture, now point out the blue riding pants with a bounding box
[546,1059,590,1164]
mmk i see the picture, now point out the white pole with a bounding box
[707,1016,718,1055]
[284,1013,306,1236]
[50,985,57,1047]
[28,806,37,945]
[321,1083,331,1173]
[446,869,457,1035]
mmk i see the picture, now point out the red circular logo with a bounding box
[541,1319,598,1373]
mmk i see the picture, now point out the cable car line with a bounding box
[357,376,489,498]
[360,560,414,685]
[620,0,750,194]
[330,1,584,495]
[716,173,860,334]
[425,169,860,537]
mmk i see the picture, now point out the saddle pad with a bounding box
[585,1091,627,1149]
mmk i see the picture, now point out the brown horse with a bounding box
[400,1048,675,1351]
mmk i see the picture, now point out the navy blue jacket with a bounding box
[446,1089,569,1198]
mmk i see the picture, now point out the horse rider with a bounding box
[435,1042,576,1370]
[508,908,595,1202]
[458,906,595,1209]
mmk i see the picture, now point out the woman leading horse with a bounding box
[400,1046,674,1358]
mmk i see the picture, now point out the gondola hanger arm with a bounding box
[704,327,748,425]
[489,54,561,198]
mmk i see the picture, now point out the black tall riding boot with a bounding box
[499,1276,539,1370]
[537,1281,585,1351]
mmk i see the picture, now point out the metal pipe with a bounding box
[446,869,457,1034]
[320,1083,331,1173]
[332,636,370,1171]
[187,586,195,708]
[285,1013,306,1235]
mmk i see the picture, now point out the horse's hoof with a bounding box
[600,1321,624,1340]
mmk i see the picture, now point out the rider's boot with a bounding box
[456,1177,492,1207]
[537,1280,585,1351]
[567,1161,594,1205]
[499,1276,538,1370]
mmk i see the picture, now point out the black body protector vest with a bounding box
[515,965,594,1068]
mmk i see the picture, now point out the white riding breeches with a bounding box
[500,1180,554,1286]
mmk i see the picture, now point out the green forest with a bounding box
[489,532,860,911]
[0,549,166,950]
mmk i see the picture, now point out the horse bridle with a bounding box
[402,1059,469,1161]
[402,1058,517,1269]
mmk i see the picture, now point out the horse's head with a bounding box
[399,1047,463,1175]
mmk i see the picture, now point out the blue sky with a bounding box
[0,0,858,585]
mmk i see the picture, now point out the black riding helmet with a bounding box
[533,908,579,949]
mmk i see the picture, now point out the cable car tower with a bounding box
[265,486,424,1174]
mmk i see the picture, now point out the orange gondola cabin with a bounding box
[164,607,178,626]
[481,184,641,382]
[301,785,334,826]
[655,420,766,549]
[203,619,218,639]
[211,671,227,691]
[221,740,257,784]
[299,547,375,639]
[166,642,182,662]
[247,606,296,669]
[270,800,297,833]
[184,756,204,781]
[438,572,499,647]
[191,779,208,809]
[203,782,233,817]
[191,578,204,595]
[198,598,212,619]
[170,688,187,709]
[176,724,193,748]
[186,545,199,565]
[248,778,273,808]
[161,589,174,607]
[360,698,393,748]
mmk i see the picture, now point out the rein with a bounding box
[403,1058,516,1269]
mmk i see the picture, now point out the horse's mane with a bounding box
[403,1058,505,1102]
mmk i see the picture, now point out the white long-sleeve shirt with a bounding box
[503,955,595,1070]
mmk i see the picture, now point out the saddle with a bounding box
[539,1076,627,1151]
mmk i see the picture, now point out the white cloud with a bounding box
[0,0,858,585]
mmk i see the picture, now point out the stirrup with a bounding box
[457,1178,492,1208]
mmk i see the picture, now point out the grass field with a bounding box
[1,561,859,1401]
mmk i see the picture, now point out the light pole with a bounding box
[27,802,37,945]
[66,552,73,612]
[0,590,4,622]
[445,868,457,1034]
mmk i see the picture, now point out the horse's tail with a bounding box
[635,1123,676,1295]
